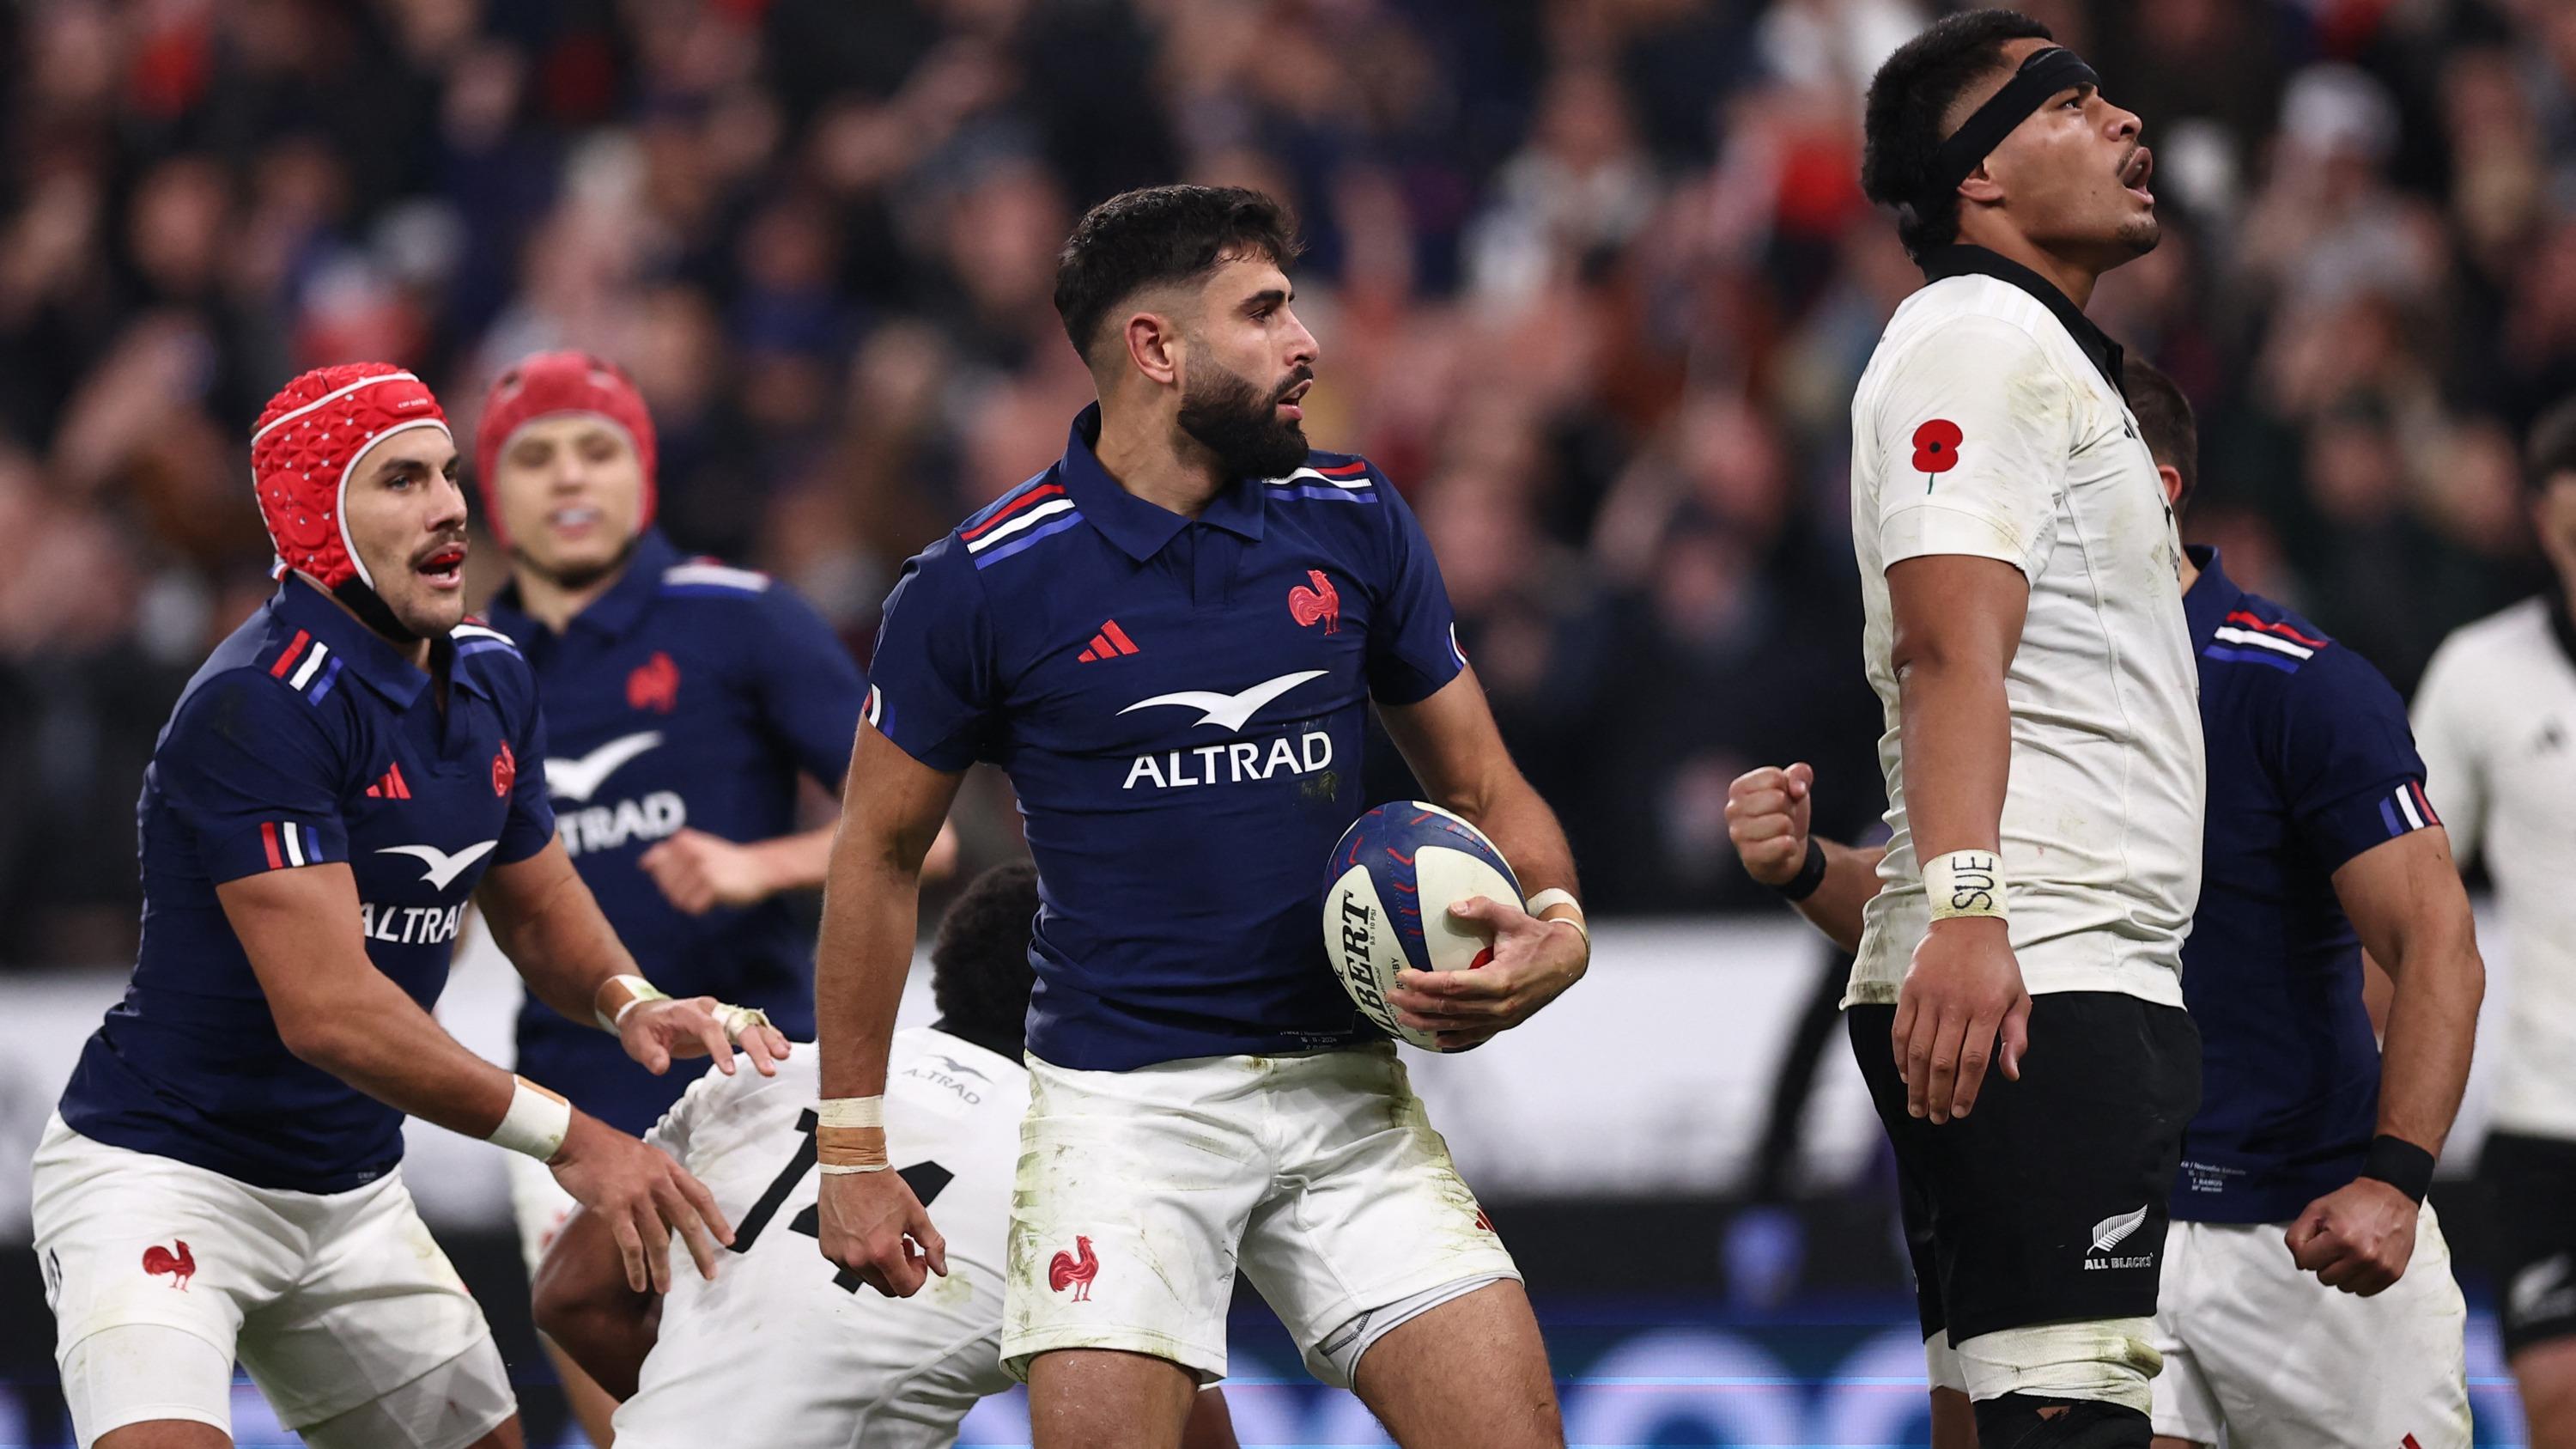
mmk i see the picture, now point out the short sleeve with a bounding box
[2409,632,2488,868]
[750,585,868,788]
[1366,478,1467,705]
[2276,647,2441,874]
[1871,317,2074,580]
[496,690,556,865]
[157,671,352,883]
[865,538,996,772]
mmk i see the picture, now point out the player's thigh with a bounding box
[32,1118,297,1448]
[2485,1132,2576,1364]
[1925,995,2198,1347]
[2511,1338,2576,1449]
[1235,1045,1523,1388]
[240,1171,510,1442]
[2146,1220,2221,1448]
[1846,1007,1951,1348]
[1003,1054,1271,1385]
[93,1422,231,1449]
[2194,1207,2468,1448]
[1348,1279,1562,1449]
[1026,1349,1200,1449]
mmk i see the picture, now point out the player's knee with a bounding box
[1973,1393,2153,1449]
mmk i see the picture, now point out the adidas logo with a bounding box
[364,763,413,800]
[1078,620,1142,662]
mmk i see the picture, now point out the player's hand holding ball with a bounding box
[1725,763,1815,886]
[549,1112,736,1293]
[615,987,793,1080]
[815,1165,948,1298]
[1326,802,1588,1053]
[2285,1177,2419,1295]
[1894,912,2030,1126]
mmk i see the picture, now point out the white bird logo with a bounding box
[376,839,501,891]
[545,731,663,803]
[1120,670,1327,732]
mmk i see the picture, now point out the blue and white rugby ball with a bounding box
[1324,802,1525,1050]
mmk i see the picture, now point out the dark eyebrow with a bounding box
[375,455,434,484]
[1245,287,1289,312]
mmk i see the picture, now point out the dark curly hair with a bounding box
[1862,9,2055,259]
[1053,185,1303,366]
[929,861,1040,1057]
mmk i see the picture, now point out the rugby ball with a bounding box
[1323,802,1525,1050]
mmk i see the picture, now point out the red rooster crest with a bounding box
[1289,570,1340,633]
[1048,1235,1098,1301]
[626,650,680,713]
[142,1239,196,1290]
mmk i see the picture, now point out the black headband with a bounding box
[1916,46,2101,212]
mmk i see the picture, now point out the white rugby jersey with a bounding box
[612,1026,1028,1449]
[1846,246,2204,1009]
[2412,596,2576,1141]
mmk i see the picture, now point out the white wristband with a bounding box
[489,1075,572,1162]
[1923,849,2008,922]
[817,1097,884,1129]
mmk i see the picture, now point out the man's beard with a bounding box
[1176,360,1310,480]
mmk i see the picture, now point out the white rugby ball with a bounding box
[1322,801,1525,1050]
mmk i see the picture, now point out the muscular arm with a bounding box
[811,724,963,1295]
[1883,553,2032,1122]
[219,863,521,1139]
[2336,827,2484,1161]
[532,1203,659,1398]
[2285,825,2484,1297]
[477,839,641,1026]
[1376,666,1589,1050]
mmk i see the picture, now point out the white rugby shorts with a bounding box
[1000,1043,1518,1386]
[2151,1203,2471,1448]
[31,1115,511,1449]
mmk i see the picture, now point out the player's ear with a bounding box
[2155,464,2184,511]
[1122,307,1183,389]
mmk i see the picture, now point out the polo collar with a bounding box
[275,575,434,709]
[2182,544,2240,646]
[1919,244,2126,395]
[487,528,677,645]
[1057,404,1268,563]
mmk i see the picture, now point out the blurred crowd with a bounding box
[1,0,2567,965]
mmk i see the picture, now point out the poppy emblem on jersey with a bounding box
[1911,418,1963,490]
[1048,1236,1098,1300]
[492,740,516,798]
[627,651,680,713]
[1290,569,1340,633]
[142,1239,195,1290]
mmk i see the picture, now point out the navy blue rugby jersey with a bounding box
[866,405,1467,1069]
[2176,545,2445,1223]
[483,529,865,1135]
[58,577,556,1193]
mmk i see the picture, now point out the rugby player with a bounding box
[474,351,869,1443]
[2413,398,2576,1449]
[811,185,1588,1449]
[532,861,1239,1448]
[1731,361,2485,1448]
[1844,13,2203,1445]
[30,363,786,1449]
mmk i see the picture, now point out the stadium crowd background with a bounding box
[1,0,2567,962]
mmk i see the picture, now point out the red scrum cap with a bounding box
[475,351,659,547]
[251,362,452,591]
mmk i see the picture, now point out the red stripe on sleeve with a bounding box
[269,630,311,678]
[261,822,284,870]
[1317,460,1370,477]
[2225,611,2328,649]
[959,484,1067,541]
[2412,780,2440,826]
